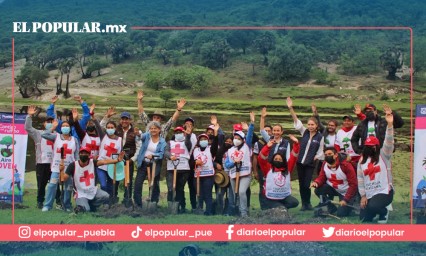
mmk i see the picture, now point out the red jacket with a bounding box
[258,142,300,195]
[314,157,358,202]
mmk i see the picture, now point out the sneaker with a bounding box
[65,208,72,212]
[55,204,63,210]
[42,206,50,212]
[301,203,313,211]
[37,202,43,209]
[378,210,389,224]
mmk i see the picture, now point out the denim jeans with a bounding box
[44,172,73,210]
[97,168,115,197]
[76,189,110,211]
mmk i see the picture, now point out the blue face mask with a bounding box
[175,133,185,142]
[61,126,70,135]
[106,128,116,136]
[45,123,52,130]
[199,140,208,148]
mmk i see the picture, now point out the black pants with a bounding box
[187,167,197,209]
[36,163,51,204]
[133,161,161,207]
[314,183,353,217]
[260,193,299,210]
[257,167,265,209]
[167,169,189,210]
[123,160,134,201]
[194,176,214,215]
[297,162,315,205]
[360,190,394,222]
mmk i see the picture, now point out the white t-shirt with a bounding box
[145,140,159,161]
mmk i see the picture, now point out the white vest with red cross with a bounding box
[40,137,54,164]
[336,127,359,157]
[228,145,251,179]
[73,159,97,200]
[359,156,389,199]
[193,147,214,177]
[98,136,122,171]
[324,164,349,196]
[51,133,76,173]
[167,140,190,170]
[81,133,101,159]
[264,169,291,200]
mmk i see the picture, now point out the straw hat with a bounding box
[214,169,230,188]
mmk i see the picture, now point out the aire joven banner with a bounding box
[0,112,28,203]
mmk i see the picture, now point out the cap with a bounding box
[120,112,131,119]
[233,123,243,131]
[234,131,245,140]
[342,115,354,121]
[197,133,209,140]
[206,125,215,131]
[364,136,380,146]
[184,117,195,125]
[79,146,91,153]
[174,126,185,132]
[148,110,165,120]
[364,103,377,111]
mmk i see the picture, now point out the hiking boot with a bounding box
[378,210,389,224]
[301,203,313,211]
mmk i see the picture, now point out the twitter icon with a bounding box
[322,227,335,238]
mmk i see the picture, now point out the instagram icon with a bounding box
[18,226,31,239]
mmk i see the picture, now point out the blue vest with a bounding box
[298,130,322,166]
[268,138,289,163]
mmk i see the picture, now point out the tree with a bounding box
[253,32,276,65]
[200,39,231,69]
[268,43,313,81]
[380,47,403,80]
[414,36,426,75]
[145,70,164,91]
[15,64,49,98]
[85,59,110,77]
[159,89,175,108]
[227,30,258,54]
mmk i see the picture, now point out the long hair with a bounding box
[360,145,380,165]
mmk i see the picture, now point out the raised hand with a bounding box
[261,107,267,118]
[286,97,293,109]
[51,95,59,104]
[311,103,317,115]
[353,104,362,115]
[383,104,393,124]
[241,121,249,131]
[266,139,276,148]
[249,111,255,123]
[27,105,37,116]
[210,115,218,126]
[52,119,59,131]
[184,122,193,134]
[73,95,83,104]
[90,103,95,114]
[72,108,79,121]
[106,106,116,118]
[288,134,298,143]
[177,98,187,110]
[137,90,144,101]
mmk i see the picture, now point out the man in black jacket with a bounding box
[351,103,404,154]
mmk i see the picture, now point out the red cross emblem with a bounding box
[329,173,344,189]
[196,153,208,165]
[46,140,54,149]
[104,142,117,157]
[231,150,244,162]
[87,140,99,151]
[79,170,94,186]
[171,144,185,158]
[56,143,72,158]
[363,163,381,180]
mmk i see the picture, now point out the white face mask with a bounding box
[199,140,209,148]
[175,133,185,142]
[106,128,115,136]
[233,139,242,147]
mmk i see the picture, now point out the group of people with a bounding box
[25,92,404,223]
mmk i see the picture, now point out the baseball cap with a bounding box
[364,103,377,112]
[79,146,91,153]
[174,126,185,132]
[342,115,354,121]
[233,123,243,131]
[364,136,380,146]
[120,112,131,119]
[234,131,246,140]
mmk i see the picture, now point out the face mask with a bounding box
[199,140,208,148]
[45,123,52,130]
[79,155,89,163]
[325,155,335,165]
[86,126,96,132]
[233,139,242,147]
[61,127,70,135]
[175,133,185,142]
[366,112,375,121]
[106,128,115,136]
[363,146,376,157]
[272,161,286,169]
[224,143,233,150]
